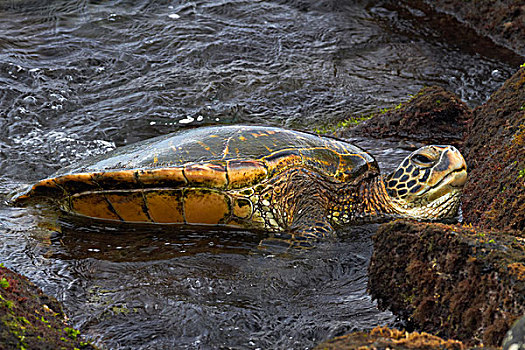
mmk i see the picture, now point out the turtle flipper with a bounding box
[259,220,335,250]
[291,220,334,240]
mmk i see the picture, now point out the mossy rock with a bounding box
[462,66,525,232]
[368,220,525,346]
[0,265,97,350]
[351,86,470,145]
[315,326,469,350]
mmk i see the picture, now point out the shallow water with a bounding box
[0,0,521,348]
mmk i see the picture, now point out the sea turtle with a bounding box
[14,125,467,243]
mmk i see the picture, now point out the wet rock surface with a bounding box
[502,315,525,350]
[0,265,96,350]
[414,0,525,56]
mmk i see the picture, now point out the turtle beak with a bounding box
[443,146,467,188]
[427,146,467,200]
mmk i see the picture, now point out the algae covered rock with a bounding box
[352,86,470,145]
[0,264,96,350]
[462,66,525,232]
[314,326,466,350]
[368,220,525,346]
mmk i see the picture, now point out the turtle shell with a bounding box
[16,125,378,225]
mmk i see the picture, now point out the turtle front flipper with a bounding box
[258,167,336,249]
[260,202,335,249]
[259,220,335,250]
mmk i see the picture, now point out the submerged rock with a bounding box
[0,265,96,350]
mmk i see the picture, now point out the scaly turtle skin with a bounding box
[14,125,467,242]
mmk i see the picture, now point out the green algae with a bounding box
[0,265,97,350]
[313,113,374,134]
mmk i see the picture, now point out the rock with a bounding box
[368,220,525,346]
[351,86,470,145]
[0,264,97,350]
[461,66,525,232]
[415,0,525,56]
[314,326,467,350]
[503,315,525,350]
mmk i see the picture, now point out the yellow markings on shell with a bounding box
[227,160,268,189]
[221,135,234,159]
[184,163,227,188]
[239,136,247,141]
[104,191,151,222]
[39,178,57,187]
[95,170,138,186]
[145,190,184,223]
[197,141,211,151]
[16,177,65,201]
[137,168,186,185]
[335,151,371,181]
[183,189,230,224]
[263,151,302,175]
[69,192,121,221]
[153,154,159,164]
[54,173,99,191]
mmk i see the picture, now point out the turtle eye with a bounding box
[412,154,433,166]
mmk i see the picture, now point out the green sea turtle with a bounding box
[14,125,467,243]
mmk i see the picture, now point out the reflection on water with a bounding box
[54,223,392,349]
[56,218,266,262]
[0,0,521,348]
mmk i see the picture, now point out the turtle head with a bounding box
[385,145,467,219]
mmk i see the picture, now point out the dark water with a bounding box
[0,0,520,349]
